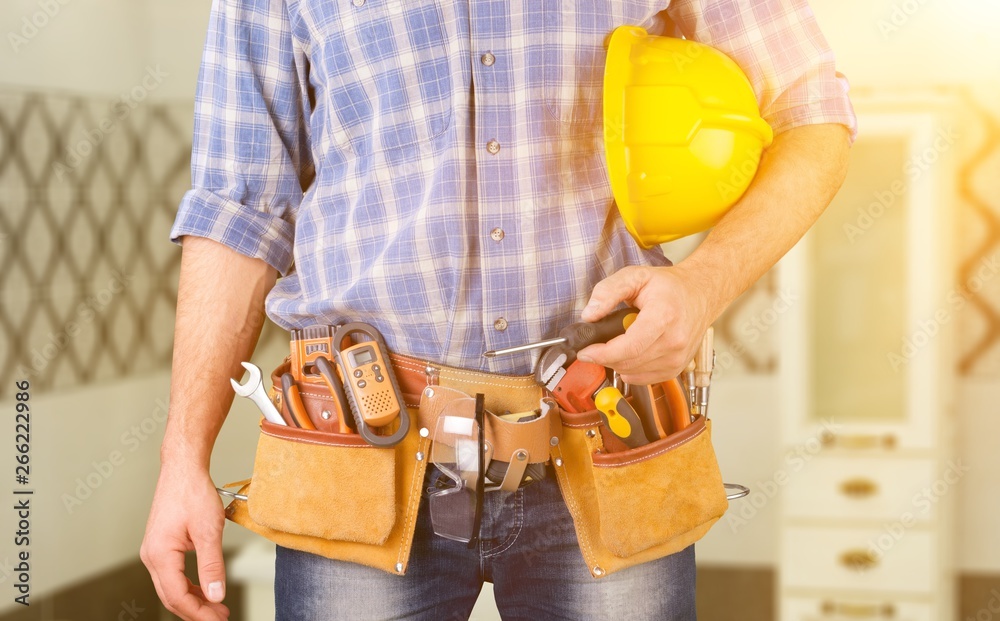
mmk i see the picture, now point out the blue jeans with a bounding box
[274,466,697,620]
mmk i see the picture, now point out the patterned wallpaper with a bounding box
[0,88,996,400]
[0,90,190,397]
[954,92,1000,376]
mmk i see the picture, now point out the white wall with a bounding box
[1,0,149,94]
[811,0,1000,89]
[143,0,213,102]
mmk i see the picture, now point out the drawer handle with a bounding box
[839,549,879,571]
[821,432,897,450]
[840,477,879,498]
[820,600,896,617]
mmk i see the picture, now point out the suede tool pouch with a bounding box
[221,369,429,576]
[247,421,396,545]
[550,387,728,578]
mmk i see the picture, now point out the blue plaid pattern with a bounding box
[170,0,856,374]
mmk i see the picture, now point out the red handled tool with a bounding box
[525,312,651,448]
[280,372,316,429]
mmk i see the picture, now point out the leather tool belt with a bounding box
[218,350,729,578]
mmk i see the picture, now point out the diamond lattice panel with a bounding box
[0,92,170,395]
[0,90,287,398]
[956,92,1000,377]
[713,271,779,376]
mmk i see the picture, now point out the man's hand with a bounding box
[577,124,851,385]
[141,459,229,621]
[576,265,710,385]
[140,236,277,620]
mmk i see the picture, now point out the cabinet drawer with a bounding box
[783,596,933,621]
[781,526,934,594]
[784,456,939,522]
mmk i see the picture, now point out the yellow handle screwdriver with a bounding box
[594,385,650,448]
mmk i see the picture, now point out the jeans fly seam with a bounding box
[481,489,524,559]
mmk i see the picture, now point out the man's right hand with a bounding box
[140,460,230,620]
[141,236,277,618]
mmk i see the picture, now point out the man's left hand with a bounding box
[575,265,713,385]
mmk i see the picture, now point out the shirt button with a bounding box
[481,52,496,66]
[494,317,508,332]
[352,0,365,6]
[486,139,500,155]
[490,227,504,242]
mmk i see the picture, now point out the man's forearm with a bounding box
[674,123,852,321]
[161,236,278,469]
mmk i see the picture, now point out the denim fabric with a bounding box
[275,467,696,620]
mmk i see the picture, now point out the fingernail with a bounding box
[208,581,224,602]
[577,354,593,363]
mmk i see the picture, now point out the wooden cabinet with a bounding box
[777,95,957,620]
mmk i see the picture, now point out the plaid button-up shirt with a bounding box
[170,0,857,374]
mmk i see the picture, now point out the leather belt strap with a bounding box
[269,352,557,466]
[388,352,544,415]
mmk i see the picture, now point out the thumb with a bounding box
[192,524,227,603]
[581,266,649,322]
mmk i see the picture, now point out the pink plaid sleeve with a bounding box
[667,0,858,141]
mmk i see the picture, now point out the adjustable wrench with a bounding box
[231,361,287,426]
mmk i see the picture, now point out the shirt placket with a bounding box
[472,0,528,371]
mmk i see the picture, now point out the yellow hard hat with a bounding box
[603,26,774,247]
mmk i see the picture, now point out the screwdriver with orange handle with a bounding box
[483,307,640,359]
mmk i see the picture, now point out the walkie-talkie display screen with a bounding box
[351,347,375,366]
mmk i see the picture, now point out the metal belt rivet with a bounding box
[321,410,332,420]
[554,458,563,467]
[593,566,605,577]
[425,364,440,386]
[424,387,434,398]
[395,563,403,572]
[416,451,424,461]
[515,450,527,461]
[549,436,559,446]
[419,427,429,438]
[585,429,596,438]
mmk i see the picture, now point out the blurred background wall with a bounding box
[0,0,998,619]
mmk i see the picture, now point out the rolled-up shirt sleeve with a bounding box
[667,0,858,142]
[169,0,312,276]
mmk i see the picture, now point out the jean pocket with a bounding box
[310,0,454,157]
